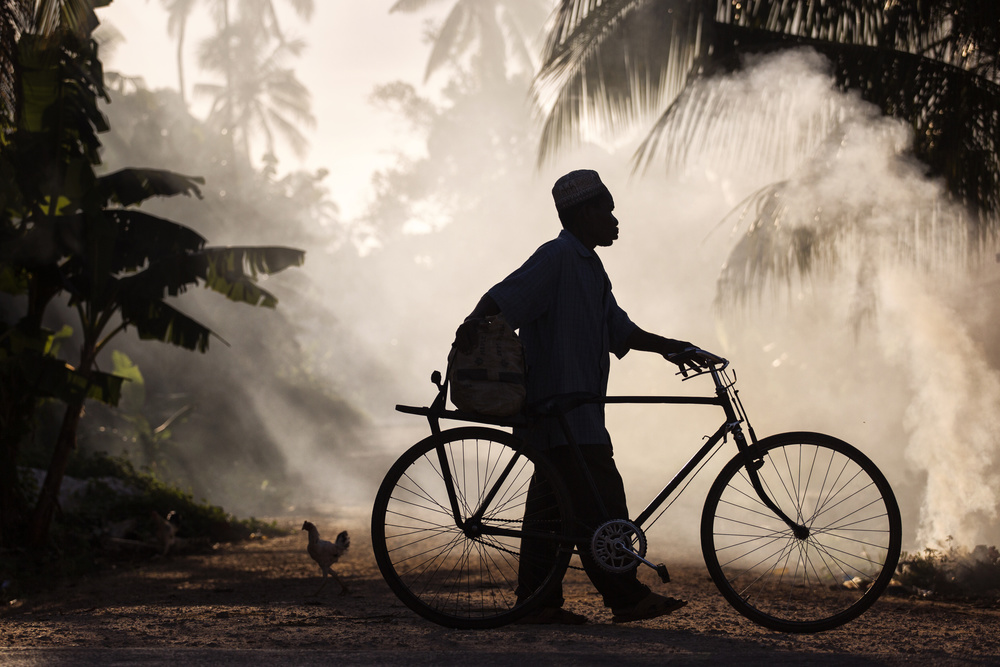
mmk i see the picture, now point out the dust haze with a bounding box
[96,5,999,561]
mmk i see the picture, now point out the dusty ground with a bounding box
[2,513,998,666]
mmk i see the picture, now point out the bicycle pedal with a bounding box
[656,563,670,583]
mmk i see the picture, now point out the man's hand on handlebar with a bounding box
[666,347,727,377]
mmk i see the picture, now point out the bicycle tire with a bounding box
[371,427,574,629]
[701,431,902,633]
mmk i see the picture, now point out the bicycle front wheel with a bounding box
[371,427,574,629]
[702,432,901,633]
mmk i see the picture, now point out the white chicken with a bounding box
[302,520,350,595]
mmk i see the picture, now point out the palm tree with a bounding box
[1,0,101,119]
[195,18,315,163]
[533,1,1000,296]
[241,0,314,45]
[160,0,198,104]
[159,0,314,106]
[1,1,30,120]
[390,0,548,83]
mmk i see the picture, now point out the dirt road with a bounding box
[2,515,997,665]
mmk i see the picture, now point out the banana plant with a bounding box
[0,7,304,548]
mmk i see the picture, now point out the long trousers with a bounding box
[516,443,650,611]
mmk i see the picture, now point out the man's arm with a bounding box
[625,327,694,360]
[465,294,501,322]
[626,327,726,375]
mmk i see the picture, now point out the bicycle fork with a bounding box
[733,426,811,540]
[716,366,811,541]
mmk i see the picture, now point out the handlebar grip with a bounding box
[666,348,730,376]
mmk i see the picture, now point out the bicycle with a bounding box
[371,350,902,633]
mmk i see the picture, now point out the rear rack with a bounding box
[395,403,527,429]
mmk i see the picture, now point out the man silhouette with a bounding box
[455,169,714,624]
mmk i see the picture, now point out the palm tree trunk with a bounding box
[223,0,236,165]
[176,21,187,105]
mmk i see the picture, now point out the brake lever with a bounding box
[667,348,698,378]
[668,348,722,379]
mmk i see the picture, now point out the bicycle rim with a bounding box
[702,432,902,633]
[371,427,573,629]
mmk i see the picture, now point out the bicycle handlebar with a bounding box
[666,347,729,379]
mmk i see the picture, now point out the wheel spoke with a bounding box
[703,433,901,633]
[372,429,572,629]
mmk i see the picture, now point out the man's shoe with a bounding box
[611,593,687,623]
[514,606,588,625]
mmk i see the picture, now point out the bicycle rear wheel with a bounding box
[701,432,901,633]
[371,427,574,629]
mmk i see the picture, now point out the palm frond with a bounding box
[533,0,706,164]
[281,0,315,21]
[540,0,1000,228]
[424,0,473,82]
[496,2,541,73]
[34,0,103,37]
[714,182,830,307]
[715,137,975,308]
[390,0,446,13]
[264,106,310,158]
[0,0,32,121]
[829,40,1000,219]
[476,3,509,78]
[633,48,845,177]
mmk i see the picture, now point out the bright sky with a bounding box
[98,1,441,219]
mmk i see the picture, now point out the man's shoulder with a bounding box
[527,234,572,263]
[536,231,586,258]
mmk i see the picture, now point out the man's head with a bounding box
[552,169,618,249]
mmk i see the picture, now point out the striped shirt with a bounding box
[488,229,637,449]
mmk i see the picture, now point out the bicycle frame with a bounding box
[396,361,810,548]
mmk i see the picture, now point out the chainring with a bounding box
[590,519,647,573]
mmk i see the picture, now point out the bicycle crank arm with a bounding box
[623,547,671,583]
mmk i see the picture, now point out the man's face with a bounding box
[576,194,619,248]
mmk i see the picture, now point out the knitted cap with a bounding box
[551,169,608,210]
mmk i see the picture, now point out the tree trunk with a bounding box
[176,22,186,105]
[27,398,84,549]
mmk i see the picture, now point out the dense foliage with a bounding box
[0,1,305,550]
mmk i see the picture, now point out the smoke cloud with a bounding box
[656,49,1000,551]
[299,47,1000,554]
[95,5,1000,555]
